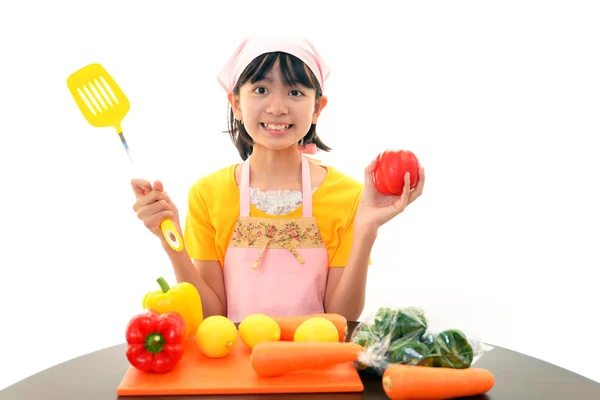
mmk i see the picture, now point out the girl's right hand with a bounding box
[131,178,181,239]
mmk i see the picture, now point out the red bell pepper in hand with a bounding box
[125,309,187,373]
[373,149,421,196]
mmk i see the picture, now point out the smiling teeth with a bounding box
[264,124,290,130]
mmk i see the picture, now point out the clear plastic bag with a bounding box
[350,305,493,378]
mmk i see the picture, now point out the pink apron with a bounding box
[223,156,329,322]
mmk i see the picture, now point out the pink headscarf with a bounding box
[217,36,331,94]
[217,36,330,157]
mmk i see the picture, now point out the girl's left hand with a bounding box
[355,158,425,229]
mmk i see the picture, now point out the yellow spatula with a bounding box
[66,63,184,252]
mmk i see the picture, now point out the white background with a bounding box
[1,0,599,391]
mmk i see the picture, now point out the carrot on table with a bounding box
[251,341,364,377]
[273,313,348,342]
[382,364,495,400]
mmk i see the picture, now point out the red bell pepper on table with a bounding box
[125,309,187,373]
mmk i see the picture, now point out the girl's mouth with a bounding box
[261,123,293,134]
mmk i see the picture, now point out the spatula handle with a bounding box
[161,218,184,252]
[137,185,184,253]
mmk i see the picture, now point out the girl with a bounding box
[131,36,425,322]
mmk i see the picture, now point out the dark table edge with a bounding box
[3,324,600,392]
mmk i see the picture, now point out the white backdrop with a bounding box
[1,0,599,391]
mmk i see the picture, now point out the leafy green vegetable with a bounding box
[387,338,434,367]
[430,329,474,369]
[373,306,428,341]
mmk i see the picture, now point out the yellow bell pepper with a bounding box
[142,277,203,340]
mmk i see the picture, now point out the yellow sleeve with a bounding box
[329,186,373,267]
[183,183,219,261]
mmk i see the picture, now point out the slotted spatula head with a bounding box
[67,63,130,134]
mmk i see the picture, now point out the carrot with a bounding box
[273,313,348,342]
[251,341,364,377]
[381,364,495,400]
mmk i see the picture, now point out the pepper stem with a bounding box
[156,277,170,293]
[145,333,165,354]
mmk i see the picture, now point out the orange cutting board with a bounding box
[116,334,364,396]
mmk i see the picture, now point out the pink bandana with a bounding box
[216,36,331,93]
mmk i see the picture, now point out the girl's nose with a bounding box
[266,94,289,116]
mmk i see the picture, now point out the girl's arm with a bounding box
[161,241,227,318]
[324,160,425,321]
[324,223,377,321]
[131,178,227,318]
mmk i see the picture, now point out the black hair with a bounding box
[226,52,332,160]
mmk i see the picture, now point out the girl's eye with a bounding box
[254,87,267,94]
[289,90,303,97]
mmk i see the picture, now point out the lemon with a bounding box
[238,313,281,349]
[294,317,339,342]
[195,315,238,358]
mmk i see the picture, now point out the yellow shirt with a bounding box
[183,162,365,268]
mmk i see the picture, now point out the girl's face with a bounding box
[229,60,327,153]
